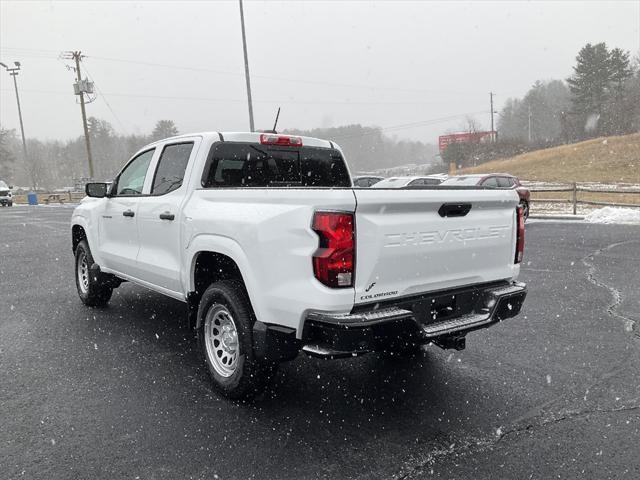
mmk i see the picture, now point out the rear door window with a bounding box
[203,143,351,188]
[151,142,194,195]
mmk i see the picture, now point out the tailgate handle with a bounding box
[438,203,471,217]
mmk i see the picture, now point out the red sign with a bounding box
[439,131,496,152]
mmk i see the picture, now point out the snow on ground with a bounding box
[529,202,596,217]
[522,180,640,191]
[584,207,640,225]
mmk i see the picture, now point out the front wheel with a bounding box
[197,280,276,399]
[75,240,113,307]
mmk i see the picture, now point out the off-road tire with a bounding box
[197,280,277,400]
[74,240,113,307]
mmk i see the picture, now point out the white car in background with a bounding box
[372,174,447,188]
[0,180,13,207]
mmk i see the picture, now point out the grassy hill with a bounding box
[460,133,640,184]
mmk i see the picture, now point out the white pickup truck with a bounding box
[71,132,527,398]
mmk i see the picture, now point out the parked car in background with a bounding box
[352,175,384,187]
[371,174,447,188]
[0,180,13,207]
[440,173,530,219]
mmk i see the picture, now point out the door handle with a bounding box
[159,212,175,221]
[438,203,472,218]
[122,209,135,217]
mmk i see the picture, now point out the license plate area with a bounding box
[411,289,480,326]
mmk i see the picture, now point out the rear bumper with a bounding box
[301,280,527,358]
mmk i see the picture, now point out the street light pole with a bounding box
[0,61,28,171]
[238,0,255,132]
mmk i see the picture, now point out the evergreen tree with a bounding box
[567,43,611,135]
[609,48,634,95]
[498,80,570,143]
[606,48,635,134]
[151,120,179,141]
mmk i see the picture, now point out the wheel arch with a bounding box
[186,237,262,330]
[71,223,88,253]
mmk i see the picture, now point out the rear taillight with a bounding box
[260,134,303,147]
[515,206,525,263]
[312,211,354,288]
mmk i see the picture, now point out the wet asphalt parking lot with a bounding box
[1,205,639,479]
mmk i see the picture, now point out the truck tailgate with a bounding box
[352,188,520,305]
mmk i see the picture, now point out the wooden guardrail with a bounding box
[13,192,85,205]
[529,183,640,215]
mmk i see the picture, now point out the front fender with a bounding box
[71,198,110,266]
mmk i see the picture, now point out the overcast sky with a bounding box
[1,0,639,144]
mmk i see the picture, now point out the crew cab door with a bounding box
[352,188,520,305]
[99,148,156,276]
[135,139,199,294]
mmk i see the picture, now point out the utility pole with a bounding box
[61,51,94,178]
[0,61,28,177]
[528,104,532,143]
[489,92,497,142]
[238,0,255,132]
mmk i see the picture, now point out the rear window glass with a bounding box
[497,177,513,187]
[202,143,351,188]
[441,176,483,186]
[372,178,405,187]
[408,178,442,186]
[483,177,499,187]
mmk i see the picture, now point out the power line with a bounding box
[81,63,127,132]
[0,87,478,106]
[330,111,490,139]
[88,55,486,96]
[0,47,487,97]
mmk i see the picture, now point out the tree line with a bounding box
[285,125,437,173]
[443,42,640,168]
[0,119,179,189]
[0,120,437,189]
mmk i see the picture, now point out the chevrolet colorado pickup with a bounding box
[71,132,527,398]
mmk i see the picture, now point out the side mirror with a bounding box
[85,182,109,198]
[9,185,14,189]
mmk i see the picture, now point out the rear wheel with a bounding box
[75,240,113,307]
[197,280,276,399]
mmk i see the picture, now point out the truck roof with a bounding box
[146,131,335,150]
